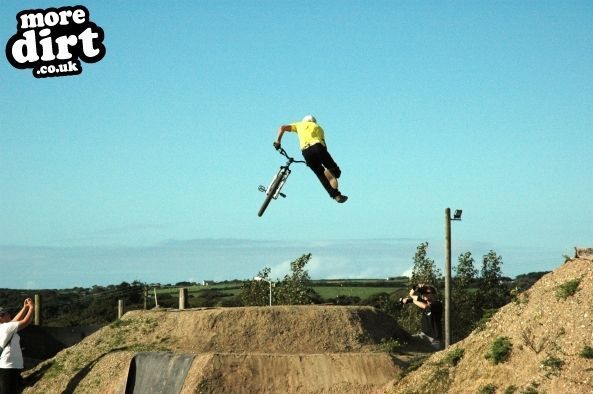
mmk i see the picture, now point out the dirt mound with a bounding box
[180,353,399,393]
[393,257,593,393]
[157,305,405,353]
[22,306,407,393]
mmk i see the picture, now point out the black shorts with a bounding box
[0,368,21,394]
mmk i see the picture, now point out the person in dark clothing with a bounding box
[402,284,443,350]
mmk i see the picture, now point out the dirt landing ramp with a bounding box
[120,352,194,394]
[180,353,399,393]
[22,306,407,393]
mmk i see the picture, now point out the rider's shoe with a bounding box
[334,194,348,203]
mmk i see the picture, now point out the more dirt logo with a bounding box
[5,5,106,78]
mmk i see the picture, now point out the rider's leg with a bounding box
[316,145,343,193]
[323,169,338,189]
[317,147,347,202]
[302,146,341,199]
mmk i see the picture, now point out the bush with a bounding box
[477,383,497,394]
[579,345,593,359]
[555,278,581,300]
[378,338,402,353]
[443,347,465,366]
[540,356,563,377]
[521,383,540,394]
[503,385,517,394]
[485,336,513,365]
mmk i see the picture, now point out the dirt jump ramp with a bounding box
[183,352,398,393]
[24,306,407,393]
[120,352,194,394]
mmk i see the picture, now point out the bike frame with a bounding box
[257,147,306,217]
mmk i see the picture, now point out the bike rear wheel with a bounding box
[258,169,285,217]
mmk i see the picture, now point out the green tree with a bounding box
[409,242,442,286]
[276,253,314,305]
[241,267,272,306]
[478,250,508,310]
[454,252,477,289]
[451,252,480,342]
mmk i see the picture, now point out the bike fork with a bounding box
[259,167,291,199]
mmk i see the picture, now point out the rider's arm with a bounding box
[275,125,293,145]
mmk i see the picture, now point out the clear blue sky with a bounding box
[1,1,592,289]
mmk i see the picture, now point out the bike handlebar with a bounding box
[277,147,306,164]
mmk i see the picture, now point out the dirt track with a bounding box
[25,255,592,393]
[23,305,409,393]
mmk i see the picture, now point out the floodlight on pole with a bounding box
[254,276,272,306]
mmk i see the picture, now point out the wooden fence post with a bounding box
[144,287,148,310]
[179,288,188,310]
[34,294,41,326]
[118,299,124,320]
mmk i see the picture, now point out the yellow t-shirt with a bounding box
[289,121,326,150]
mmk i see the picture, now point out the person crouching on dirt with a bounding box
[402,284,443,350]
[274,115,348,203]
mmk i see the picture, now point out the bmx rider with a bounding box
[274,115,348,203]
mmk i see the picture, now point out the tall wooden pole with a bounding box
[444,208,452,348]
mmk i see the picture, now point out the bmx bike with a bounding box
[257,147,306,217]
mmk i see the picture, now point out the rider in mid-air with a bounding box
[274,115,348,203]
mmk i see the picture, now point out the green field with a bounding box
[312,286,401,300]
[155,279,409,303]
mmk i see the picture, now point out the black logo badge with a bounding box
[5,5,106,78]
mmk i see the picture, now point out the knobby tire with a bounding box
[257,169,284,217]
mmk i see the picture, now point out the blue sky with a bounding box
[1,1,592,289]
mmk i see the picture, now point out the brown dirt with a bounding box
[393,257,593,394]
[24,256,593,393]
[21,305,411,393]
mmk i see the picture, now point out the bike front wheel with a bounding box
[257,169,285,217]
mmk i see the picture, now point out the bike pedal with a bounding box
[258,185,266,193]
[279,193,286,198]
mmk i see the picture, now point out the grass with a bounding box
[43,359,66,379]
[485,336,513,365]
[378,338,402,353]
[540,356,563,377]
[579,345,593,359]
[477,384,497,394]
[443,347,465,366]
[521,382,540,394]
[312,286,398,300]
[398,354,430,378]
[155,282,405,303]
[555,278,581,300]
